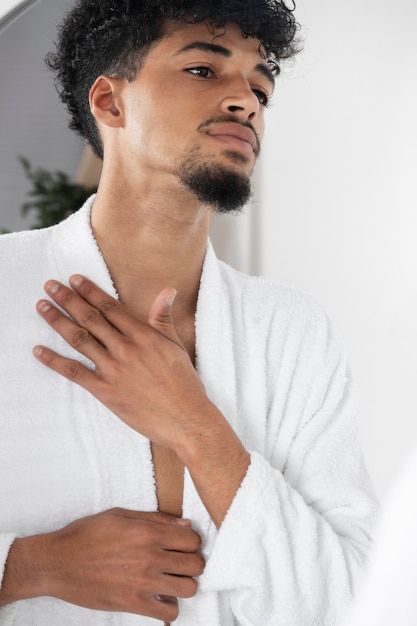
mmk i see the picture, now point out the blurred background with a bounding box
[1,0,416,499]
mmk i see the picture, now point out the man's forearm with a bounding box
[174,401,251,528]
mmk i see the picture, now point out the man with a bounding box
[0,0,377,624]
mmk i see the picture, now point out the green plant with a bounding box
[1,156,97,233]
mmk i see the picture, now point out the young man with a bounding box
[0,0,377,624]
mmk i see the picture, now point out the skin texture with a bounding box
[0,510,203,623]
[0,20,270,620]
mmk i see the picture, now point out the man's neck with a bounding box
[89,183,210,330]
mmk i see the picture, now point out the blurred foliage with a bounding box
[1,156,97,233]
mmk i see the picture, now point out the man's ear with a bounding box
[89,76,125,128]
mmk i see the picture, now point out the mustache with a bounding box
[198,114,261,155]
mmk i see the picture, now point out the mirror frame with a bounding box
[0,0,43,34]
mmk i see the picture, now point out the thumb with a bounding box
[148,287,182,346]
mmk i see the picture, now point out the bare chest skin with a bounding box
[108,259,199,518]
[153,322,195,626]
[151,319,196,518]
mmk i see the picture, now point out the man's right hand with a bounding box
[0,508,205,623]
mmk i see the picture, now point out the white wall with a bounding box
[257,0,417,498]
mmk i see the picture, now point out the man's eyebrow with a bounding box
[175,41,275,89]
[175,41,232,58]
[254,63,275,89]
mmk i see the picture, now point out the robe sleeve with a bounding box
[200,305,378,626]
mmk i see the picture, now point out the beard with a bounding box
[178,147,253,214]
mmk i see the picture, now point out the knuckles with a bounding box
[167,573,199,599]
[99,299,119,315]
[181,576,199,598]
[155,601,180,622]
[58,288,74,307]
[190,530,203,552]
[72,328,89,347]
[194,553,206,576]
[170,549,205,578]
[82,308,100,326]
[64,359,82,381]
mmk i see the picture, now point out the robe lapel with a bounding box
[183,242,238,553]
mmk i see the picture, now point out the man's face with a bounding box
[114,20,275,211]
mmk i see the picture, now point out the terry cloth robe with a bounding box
[0,196,377,625]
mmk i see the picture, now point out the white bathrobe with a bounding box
[0,197,377,625]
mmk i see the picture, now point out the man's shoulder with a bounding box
[0,228,56,304]
[0,225,51,262]
[215,260,345,369]
[0,224,52,242]
[0,209,84,296]
[0,200,91,269]
[0,196,93,263]
[217,258,327,324]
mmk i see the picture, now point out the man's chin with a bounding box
[178,154,253,214]
[221,147,253,166]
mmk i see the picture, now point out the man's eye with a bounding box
[253,89,270,106]
[186,66,214,78]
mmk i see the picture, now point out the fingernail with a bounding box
[166,289,177,307]
[33,346,43,358]
[46,281,59,294]
[37,300,51,313]
[70,275,84,288]
[154,595,177,604]
[174,518,191,526]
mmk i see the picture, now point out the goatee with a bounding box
[178,148,253,214]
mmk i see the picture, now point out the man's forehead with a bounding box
[161,20,260,53]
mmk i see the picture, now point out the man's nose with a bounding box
[219,78,261,122]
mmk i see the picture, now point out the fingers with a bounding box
[41,278,125,345]
[45,508,205,619]
[34,284,111,389]
[35,297,109,361]
[68,274,139,336]
[36,277,183,351]
[147,288,184,348]
[108,509,200,553]
[160,549,205,580]
[158,571,199,599]
[32,343,99,390]
[33,276,198,439]
[66,277,185,353]
[149,595,179,623]
[111,508,192,527]
[33,278,134,381]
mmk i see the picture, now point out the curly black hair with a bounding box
[46,0,301,159]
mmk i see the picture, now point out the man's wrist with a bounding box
[173,402,250,526]
[0,534,52,606]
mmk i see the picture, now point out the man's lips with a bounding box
[205,123,258,155]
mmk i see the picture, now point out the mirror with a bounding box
[0,0,102,233]
[0,1,35,27]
